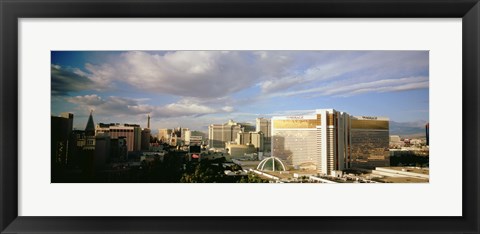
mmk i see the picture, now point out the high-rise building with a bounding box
[208,120,244,149]
[185,130,192,145]
[147,114,151,129]
[60,112,74,137]
[250,132,265,152]
[181,128,189,141]
[167,127,181,146]
[235,131,251,145]
[158,128,172,143]
[256,118,271,152]
[96,123,138,152]
[110,137,128,161]
[235,131,264,152]
[350,116,390,169]
[68,129,85,167]
[142,114,152,150]
[271,109,351,175]
[141,128,151,150]
[124,123,142,151]
[51,112,74,166]
[94,133,111,168]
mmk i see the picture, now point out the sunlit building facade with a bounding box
[208,120,244,149]
[95,123,139,152]
[256,118,271,152]
[235,131,265,152]
[271,109,351,175]
[350,116,390,169]
[158,128,172,143]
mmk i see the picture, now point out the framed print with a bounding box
[1,0,479,233]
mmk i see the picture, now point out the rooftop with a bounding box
[382,167,429,175]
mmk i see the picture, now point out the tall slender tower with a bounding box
[142,114,152,150]
[147,114,151,129]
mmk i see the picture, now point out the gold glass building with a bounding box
[350,116,390,169]
[271,109,389,175]
[271,109,351,175]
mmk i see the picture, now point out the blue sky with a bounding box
[51,51,429,133]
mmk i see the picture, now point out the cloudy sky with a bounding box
[51,51,429,133]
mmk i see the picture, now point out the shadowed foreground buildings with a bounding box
[51,112,73,166]
[51,109,403,182]
[271,109,389,176]
[51,111,147,181]
[95,123,141,152]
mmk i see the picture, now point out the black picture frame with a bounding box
[1,0,479,233]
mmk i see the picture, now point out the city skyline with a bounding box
[51,50,429,132]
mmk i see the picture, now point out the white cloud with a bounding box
[221,106,235,112]
[61,51,429,112]
[56,51,429,130]
[84,51,265,99]
[74,51,325,100]
[66,94,233,120]
[65,51,430,101]
[266,76,428,98]
[259,51,429,96]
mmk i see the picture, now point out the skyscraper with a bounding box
[51,112,74,166]
[141,128,151,150]
[147,114,151,129]
[208,120,244,149]
[158,128,172,143]
[256,118,271,152]
[271,109,351,175]
[141,114,151,150]
[235,131,264,152]
[350,116,390,169]
[96,123,138,152]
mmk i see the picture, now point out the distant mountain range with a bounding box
[389,120,428,138]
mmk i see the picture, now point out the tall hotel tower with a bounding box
[271,109,351,175]
[208,120,244,149]
[256,118,271,152]
[271,109,389,175]
[350,116,390,168]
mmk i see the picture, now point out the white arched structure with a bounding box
[256,156,287,172]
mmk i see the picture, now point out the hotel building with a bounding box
[208,120,244,149]
[158,128,172,143]
[350,116,390,169]
[256,118,271,152]
[235,131,265,152]
[272,109,351,175]
[271,109,389,175]
[95,123,141,152]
